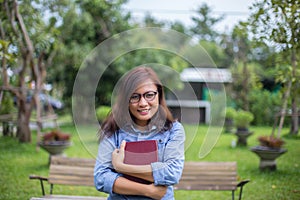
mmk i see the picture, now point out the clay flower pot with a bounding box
[250,136,286,171]
[39,130,71,156]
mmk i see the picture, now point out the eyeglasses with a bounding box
[129,91,158,104]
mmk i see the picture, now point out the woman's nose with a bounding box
[138,96,148,106]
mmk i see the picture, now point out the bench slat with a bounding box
[182,171,237,175]
[51,156,95,167]
[174,161,238,191]
[30,194,107,200]
[49,164,94,186]
[50,165,94,176]
[174,184,237,190]
[49,175,94,186]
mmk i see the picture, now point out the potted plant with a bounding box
[39,130,71,156]
[223,107,236,133]
[251,134,287,171]
[233,110,254,146]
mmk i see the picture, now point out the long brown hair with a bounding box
[100,66,174,139]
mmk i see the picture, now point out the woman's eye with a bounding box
[145,93,154,98]
[131,95,140,100]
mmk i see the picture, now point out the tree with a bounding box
[0,0,59,142]
[143,13,166,27]
[169,21,188,35]
[230,22,253,111]
[49,0,133,122]
[249,0,300,135]
[189,4,230,68]
[190,3,224,41]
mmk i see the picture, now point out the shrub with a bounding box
[0,92,16,115]
[249,89,281,125]
[224,107,237,119]
[96,105,111,123]
[234,110,254,128]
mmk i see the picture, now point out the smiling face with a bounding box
[129,80,159,127]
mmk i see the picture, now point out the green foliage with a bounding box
[234,109,254,128]
[249,89,281,126]
[230,62,262,109]
[0,92,16,115]
[248,0,300,134]
[49,0,133,108]
[199,40,228,68]
[143,13,166,27]
[224,107,237,119]
[96,105,111,123]
[190,3,224,41]
[249,0,300,50]
[0,40,16,64]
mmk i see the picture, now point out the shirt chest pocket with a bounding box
[157,137,169,162]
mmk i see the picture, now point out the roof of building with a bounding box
[180,67,232,83]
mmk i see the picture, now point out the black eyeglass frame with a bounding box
[129,91,158,104]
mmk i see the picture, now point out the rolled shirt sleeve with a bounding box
[94,136,121,195]
[151,122,185,186]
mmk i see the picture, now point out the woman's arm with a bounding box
[151,122,185,185]
[94,138,121,193]
[113,176,167,199]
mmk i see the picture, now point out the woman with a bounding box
[94,66,185,199]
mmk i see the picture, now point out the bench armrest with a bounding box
[29,174,48,196]
[29,175,48,181]
[237,179,250,187]
[237,179,250,200]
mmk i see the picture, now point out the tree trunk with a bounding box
[242,61,249,111]
[16,100,31,143]
[290,98,299,135]
[289,49,299,135]
[273,80,292,138]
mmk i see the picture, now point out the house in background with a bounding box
[166,67,232,124]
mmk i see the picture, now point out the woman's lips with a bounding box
[138,108,150,115]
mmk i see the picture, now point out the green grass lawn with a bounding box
[0,124,299,200]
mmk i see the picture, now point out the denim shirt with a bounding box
[94,121,185,200]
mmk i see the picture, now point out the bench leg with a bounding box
[50,184,53,194]
[238,186,244,200]
[232,190,235,200]
[39,179,45,196]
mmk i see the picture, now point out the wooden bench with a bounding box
[174,161,249,200]
[29,156,107,200]
[29,156,249,200]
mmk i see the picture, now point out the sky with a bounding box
[123,0,256,33]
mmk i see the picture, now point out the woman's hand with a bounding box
[112,140,154,182]
[112,140,126,171]
[145,184,167,200]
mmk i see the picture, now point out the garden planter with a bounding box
[39,141,71,155]
[250,146,287,171]
[39,130,72,164]
[235,129,253,146]
[39,141,71,165]
[224,118,234,133]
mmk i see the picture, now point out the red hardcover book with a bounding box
[123,140,158,184]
